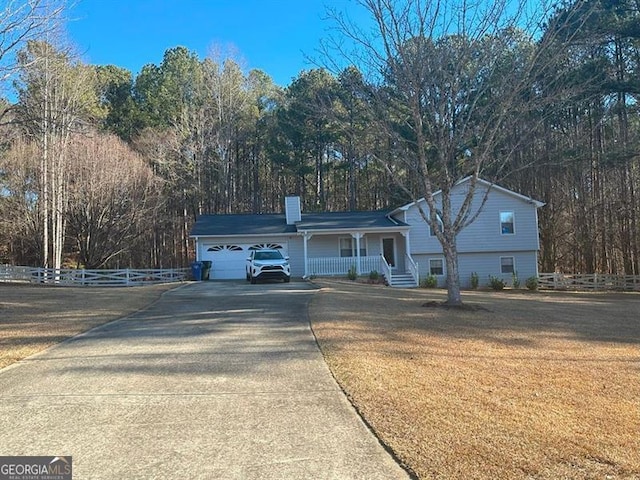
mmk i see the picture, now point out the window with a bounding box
[339,238,353,257]
[207,245,243,252]
[500,256,515,274]
[429,258,444,276]
[339,237,367,257]
[500,211,515,234]
[249,243,283,250]
[254,250,284,260]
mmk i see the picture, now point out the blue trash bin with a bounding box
[191,261,203,281]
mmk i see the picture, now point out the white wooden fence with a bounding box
[0,265,190,286]
[538,273,640,291]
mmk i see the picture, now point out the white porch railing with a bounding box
[0,265,190,286]
[307,256,382,276]
[405,253,419,286]
[380,254,392,283]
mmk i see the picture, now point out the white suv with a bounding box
[246,249,291,284]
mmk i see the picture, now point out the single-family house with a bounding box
[190,177,545,287]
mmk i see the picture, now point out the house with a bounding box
[190,178,545,287]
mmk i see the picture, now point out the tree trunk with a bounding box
[41,122,49,269]
[443,240,462,306]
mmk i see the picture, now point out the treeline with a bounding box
[0,0,639,275]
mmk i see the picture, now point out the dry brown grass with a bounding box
[309,279,640,480]
[0,282,179,369]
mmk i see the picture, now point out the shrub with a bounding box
[526,276,539,291]
[512,271,521,289]
[347,265,357,281]
[470,271,479,289]
[488,275,505,290]
[369,270,380,281]
[420,275,438,288]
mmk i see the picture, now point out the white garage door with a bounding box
[202,242,288,280]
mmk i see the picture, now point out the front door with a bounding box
[382,238,396,268]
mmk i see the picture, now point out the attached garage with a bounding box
[199,241,289,280]
[191,211,298,280]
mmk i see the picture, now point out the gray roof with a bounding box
[296,211,407,231]
[191,211,408,237]
[191,214,296,236]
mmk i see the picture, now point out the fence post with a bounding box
[126,268,131,286]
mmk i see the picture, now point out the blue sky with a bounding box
[66,0,368,86]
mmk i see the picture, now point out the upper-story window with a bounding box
[500,211,515,235]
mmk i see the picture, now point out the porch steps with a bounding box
[387,273,418,288]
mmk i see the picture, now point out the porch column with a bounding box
[352,232,363,275]
[303,231,312,278]
[401,231,410,259]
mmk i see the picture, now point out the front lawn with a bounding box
[0,283,178,369]
[309,279,640,479]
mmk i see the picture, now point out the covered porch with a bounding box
[299,229,419,287]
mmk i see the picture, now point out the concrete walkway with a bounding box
[0,281,409,479]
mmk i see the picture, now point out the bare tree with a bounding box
[0,0,65,88]
[15,39,100,270]
[0,134,41,264]
[204,51,252,213]
[65,132,162,268]
[325,0,593,305]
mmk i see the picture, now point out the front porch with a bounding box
[296,219,419,287]
[305,253,419,287]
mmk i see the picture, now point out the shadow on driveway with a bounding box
[0,280,409,480]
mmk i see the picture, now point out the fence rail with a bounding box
[538,273,640,291]
[0,265,190,286]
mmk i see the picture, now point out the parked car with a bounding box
[246,249,291,284]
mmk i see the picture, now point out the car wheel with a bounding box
[246,272,250,282]
[284,276,290,283]
[250,276,257,284]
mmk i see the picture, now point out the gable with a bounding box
[397,178,543,255]
[391,177,544,216]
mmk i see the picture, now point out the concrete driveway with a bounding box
[0,281,409,479]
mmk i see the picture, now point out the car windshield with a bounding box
[254,251,283,260]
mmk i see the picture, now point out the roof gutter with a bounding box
[295,226,410,236]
